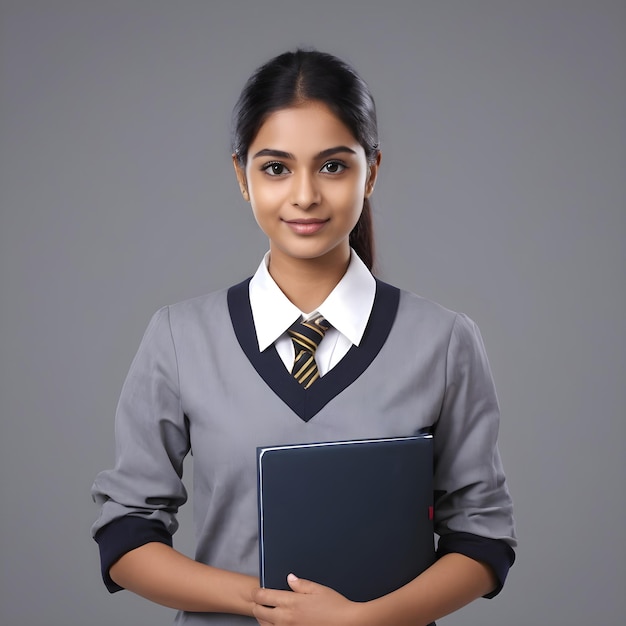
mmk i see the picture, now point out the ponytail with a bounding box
[350,199,375,272]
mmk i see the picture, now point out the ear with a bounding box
[365,151,382,198]
[232,153,250,202]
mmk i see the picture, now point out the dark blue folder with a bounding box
[257,435,435,602]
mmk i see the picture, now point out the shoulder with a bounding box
[382,283,484,351]
[169,275,253,318]
[396,287,456,318]
[150,279,250,334]
[391,284,459,331]
[168,286,230,317]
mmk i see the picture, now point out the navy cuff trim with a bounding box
[94,516,172,593]
[436,532,515,598]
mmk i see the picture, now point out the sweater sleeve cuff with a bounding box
[94,516,173,593]
[436,532,516,598]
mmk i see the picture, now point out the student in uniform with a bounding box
[91,49,516,626]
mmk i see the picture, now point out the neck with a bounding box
[268,248,350,313]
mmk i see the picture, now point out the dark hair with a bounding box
[231,49,380,271]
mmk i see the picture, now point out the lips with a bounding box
[282,218,329,235]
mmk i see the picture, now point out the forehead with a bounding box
[250,102,362,156]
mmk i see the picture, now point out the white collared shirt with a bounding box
[249,249,376,376]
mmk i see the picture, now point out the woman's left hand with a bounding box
[252,573,362,626]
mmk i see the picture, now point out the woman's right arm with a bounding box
[92,307,258,616]
[110,542,258,616]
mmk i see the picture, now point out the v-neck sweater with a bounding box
[92,279,516,625]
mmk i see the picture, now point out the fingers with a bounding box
[252,587,290,625]
[252,575,328,624]
[253,574,319,607]
[253,603,275,626]
[252,585,293,610]
[253,577,351,626]
[287,573,320,594]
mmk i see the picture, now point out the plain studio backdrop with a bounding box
[1,1,624,625]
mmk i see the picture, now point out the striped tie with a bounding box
[287,314,331,389]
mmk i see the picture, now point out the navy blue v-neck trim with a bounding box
[227,278,400,422]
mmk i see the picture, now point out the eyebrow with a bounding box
[251,146,357,160]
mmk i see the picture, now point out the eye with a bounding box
[320,161,347,174]
[262,162,290,176]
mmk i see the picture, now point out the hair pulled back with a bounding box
[231,49,379,271]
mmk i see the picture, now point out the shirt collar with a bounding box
[249,249,376,351]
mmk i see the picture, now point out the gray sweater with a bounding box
[92,279,516,625]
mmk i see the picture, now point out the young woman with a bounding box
[92,49,516,626]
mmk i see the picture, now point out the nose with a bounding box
[290,171,321,210]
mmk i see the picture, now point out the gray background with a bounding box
[1,1,624,625]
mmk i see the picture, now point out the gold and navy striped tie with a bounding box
[287,314,331,389]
